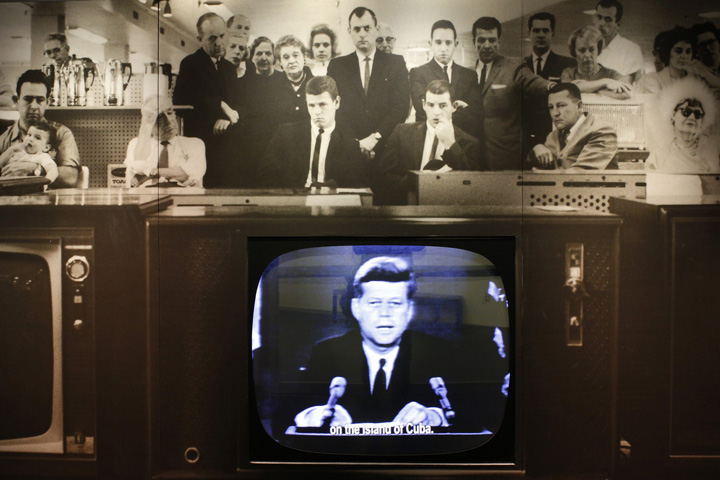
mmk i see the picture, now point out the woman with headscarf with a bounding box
[645,77,719,172]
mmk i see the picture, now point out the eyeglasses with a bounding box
[677,107,705,119]
[43,46,66,56]
[376,36,396,44]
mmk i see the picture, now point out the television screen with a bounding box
[249,241,515,461]
[0,240,64,454]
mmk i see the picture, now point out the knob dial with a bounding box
[65,255,90,282]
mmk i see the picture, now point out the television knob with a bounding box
[66,255,90,282]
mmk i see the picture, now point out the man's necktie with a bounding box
[536,56,543,76]
[560,129,570,150]
[373,358,386,397]
[442,65,449,82]
[423,135,441,170]
[363,56,371,95]
[159,141,169,168]
[479,64,487,92]
[311,128,324,183]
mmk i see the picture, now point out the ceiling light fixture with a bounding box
[162,1,172,18]
[151,0,161,11]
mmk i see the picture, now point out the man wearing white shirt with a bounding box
[327,6,409,158]
[259,76,366,188]
[124,95,206,187]
[409,20,478,129]
[528,83,617,170]
[375,80,483,205]
[593,0,644,82]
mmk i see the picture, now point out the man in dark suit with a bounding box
[286,256,504,432]
[173,13,241,187]
[409,20,478,133]
[523,12,576,155]
[527,83,617,170]
[327,6,409,158]
[471,16,553,171]
[260,76,366,188]
[375,80,483,205]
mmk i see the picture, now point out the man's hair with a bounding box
[226,14,248,29]
[352,257,417,299]
[43,33,68,46]
[308,24,339,59]
[348,6,377,26]
[305,76,339,100]
[425,79,455,102]
[657,27,696,67]
[472,17,502,41]
[196,12,223,35]
[549,82,582,102]
[595,0,623,23]
[568,25,604,58]
[691,22,720,43]
[29,121,57,150]
[431,20,457,40]
[528,12,556,32]
[250,36,274,59]
[274,35,306,60]
[16,69,51,99]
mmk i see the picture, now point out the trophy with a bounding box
[98,60,133,106]
[42,63,62,106]
[63,57,95,106]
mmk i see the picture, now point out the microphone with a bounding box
[429,377,455,424]
[321,376,347,427]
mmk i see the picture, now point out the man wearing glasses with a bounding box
[376,23,396,54]
[43,33,71,70]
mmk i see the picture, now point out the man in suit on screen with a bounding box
[327,6,409,159]
[284,256,505,433]
[409,20,478,133]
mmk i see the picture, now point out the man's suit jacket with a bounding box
[409,60,478,129]
[172,48,239,142]
[173,48,240,187]
[259,120,367,188]
[479,55,551,170]
[288,329,504,432]
[374,121,483,205]
[522,51,577,155]
[533,113,618,170]
[327,51,409,151]
[523,50,576,81]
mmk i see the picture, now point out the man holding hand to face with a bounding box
[374,80,483,205]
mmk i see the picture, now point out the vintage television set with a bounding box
[147,207,619,479]
[0,229,96,458]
